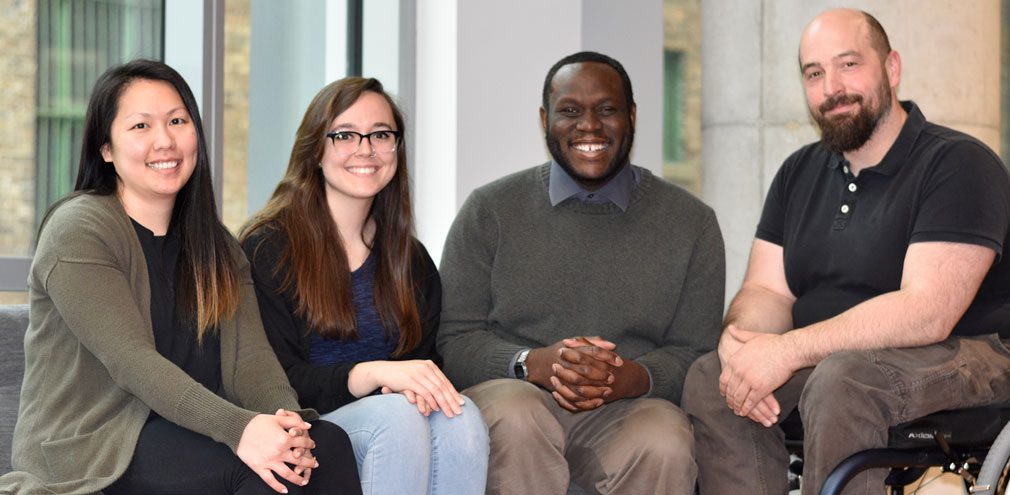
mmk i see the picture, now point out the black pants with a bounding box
[104,415,362,495]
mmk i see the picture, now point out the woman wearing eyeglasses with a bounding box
[240,77,488,495]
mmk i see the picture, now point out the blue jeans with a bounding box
[320,393,489,495]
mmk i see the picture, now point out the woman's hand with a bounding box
[380,387,430,416]
[350,360,465,417]
[278,410,315,483]
[236,410,319,493]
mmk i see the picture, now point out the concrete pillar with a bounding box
[702,0,1002,303]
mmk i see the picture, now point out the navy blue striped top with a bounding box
[308,252,399,366]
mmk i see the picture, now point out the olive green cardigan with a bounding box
[0,193,314,494]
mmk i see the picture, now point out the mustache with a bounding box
[819,93,863,114]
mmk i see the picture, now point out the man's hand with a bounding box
[718,324,782,427]
[717,324,746,369]
[719,327,795,420]
[537,336,650,412]
[551,336,620,411]
[526,336,617,411]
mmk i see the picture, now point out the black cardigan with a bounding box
[243,226,442,414]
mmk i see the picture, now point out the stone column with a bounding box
[702,0,1002,301]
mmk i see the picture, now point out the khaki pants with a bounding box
[464,378,696,495]
[682,334,1010,495]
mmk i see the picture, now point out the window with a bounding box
[662,0,701,196]
[35,0,165,227]
[663,50,684,163]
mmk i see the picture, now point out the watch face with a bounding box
[515,350,529,379]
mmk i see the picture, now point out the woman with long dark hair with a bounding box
[241,77,488,495]
[0,60,360,495]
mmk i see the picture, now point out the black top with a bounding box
[131,219,222,393]
[757,101,1010,336]
[243,225,442,414]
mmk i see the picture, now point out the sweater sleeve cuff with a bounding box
[635,355,676,401]
[636,360,655,397]
[175,383,258,452]
[490,344,527,381]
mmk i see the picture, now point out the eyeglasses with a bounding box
[325,130,401,156]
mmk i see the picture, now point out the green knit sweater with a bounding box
[0,193,312,495]
[437,163,725,404]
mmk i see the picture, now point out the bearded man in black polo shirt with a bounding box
[682,8,1010,495]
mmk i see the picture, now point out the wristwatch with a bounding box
[514,349,531,380]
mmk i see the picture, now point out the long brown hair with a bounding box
[59,59,240,340]
[241,77,421,356]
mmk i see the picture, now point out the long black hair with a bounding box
[55,59,240,338]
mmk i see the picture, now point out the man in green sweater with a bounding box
[437,51,725,495]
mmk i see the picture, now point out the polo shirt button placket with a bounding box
[833,163,856,230]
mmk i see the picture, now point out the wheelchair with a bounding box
[783,403,1010,494]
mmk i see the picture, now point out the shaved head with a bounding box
[800,8,891,68]
[798,8,900,153]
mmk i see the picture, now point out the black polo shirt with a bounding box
[757,101,1010,336]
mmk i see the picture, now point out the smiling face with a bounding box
[541,62,636,190]
[100,78,198,211]
[320,91,398,207]
[799,9,898,153]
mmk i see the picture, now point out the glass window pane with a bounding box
[34,0,165,231]
[662,0,701,197]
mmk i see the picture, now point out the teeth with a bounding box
[347,167,377,175]
[572,143,608,152]
[147,161,179,170]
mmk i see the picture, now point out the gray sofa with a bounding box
[0,304,28,474]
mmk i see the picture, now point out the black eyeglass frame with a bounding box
[324,130,402,155]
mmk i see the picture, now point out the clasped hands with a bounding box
[237,409,319,493]
[718,325,796,427]
[528,336,648,412]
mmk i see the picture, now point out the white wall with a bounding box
[247,0,329,214]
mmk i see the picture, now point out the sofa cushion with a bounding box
[0,304,29,474]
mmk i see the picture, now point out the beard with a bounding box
[546,125,635,188]
[813,74,893,154]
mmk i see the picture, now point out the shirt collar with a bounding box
[548,160,639,211]
[826,100,925,176]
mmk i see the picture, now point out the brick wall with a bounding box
[223,0,251,234]
[0,0,37,257]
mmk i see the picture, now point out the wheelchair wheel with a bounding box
[974,420,1010,495]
